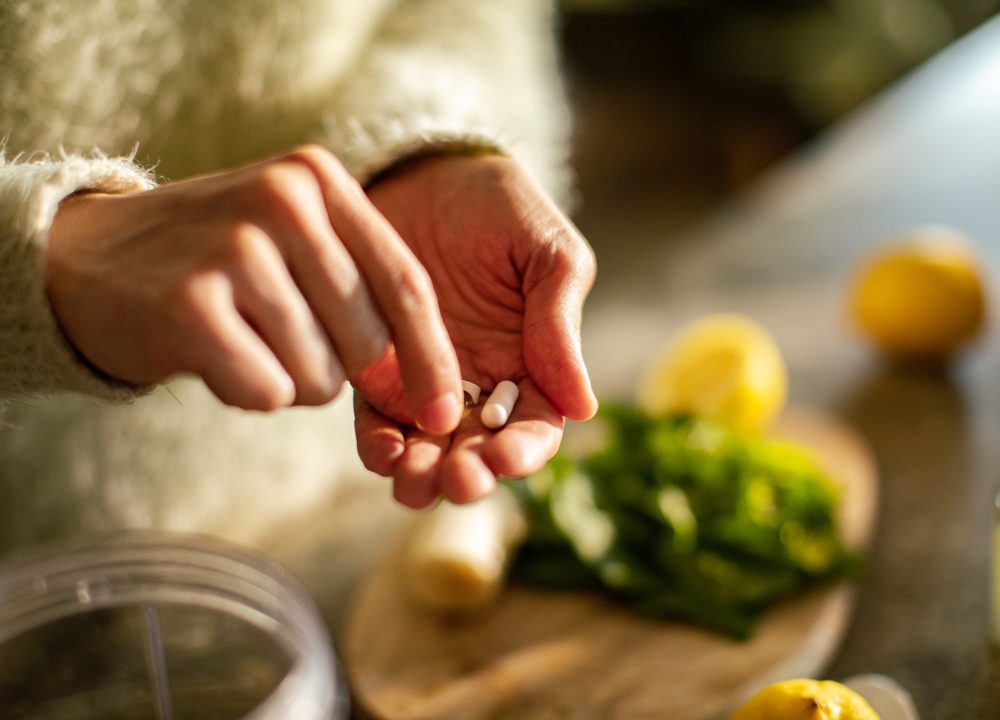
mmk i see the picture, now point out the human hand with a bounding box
[354,154,598,508]
[46,145,463,430]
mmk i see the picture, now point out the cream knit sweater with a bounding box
[0,1,571,564]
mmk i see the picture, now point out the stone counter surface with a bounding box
[576,16,1000,720]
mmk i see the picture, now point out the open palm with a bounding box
[353,155,597,508]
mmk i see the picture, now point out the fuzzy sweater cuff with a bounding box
[317,1,572,208]
[0,154,155,400]
[324,112,508,186]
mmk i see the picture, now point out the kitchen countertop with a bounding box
[576,15,1000,720]
[268,16,1000,720]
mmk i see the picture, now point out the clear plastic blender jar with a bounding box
[0,531,346,719]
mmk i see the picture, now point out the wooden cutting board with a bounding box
[345,407,879,720]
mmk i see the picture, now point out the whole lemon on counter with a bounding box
[636,314,787,435]
[731,678,880,720]
[849,227,986,362]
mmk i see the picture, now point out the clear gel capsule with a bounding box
[481,380,519,429]
[462,380,482,408]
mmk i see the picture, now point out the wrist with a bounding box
[365,144,506,191]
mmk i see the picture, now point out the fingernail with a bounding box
[416,393,461,434]
[382,439,405,466]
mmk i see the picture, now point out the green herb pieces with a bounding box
[510,407,861,640]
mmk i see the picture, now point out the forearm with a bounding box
[0,153,154,401]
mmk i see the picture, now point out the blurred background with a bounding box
[558,0,999,298]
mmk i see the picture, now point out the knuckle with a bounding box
[252,164,315,209]
[284,144,350,182]
[220,222,271,269]
[284,143,335,166]
[390,264,435,313]
[166,273,226,331]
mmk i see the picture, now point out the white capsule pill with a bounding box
[481,380,519,429]
[462,380,482,408]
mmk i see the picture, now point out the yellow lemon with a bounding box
[731,679,880,720]
[637,314,787,435]
[849,227,986,362]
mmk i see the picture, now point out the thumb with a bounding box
[522,245,598,421]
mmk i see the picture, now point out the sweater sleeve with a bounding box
[0,153,156,401]
[318,0,574,208]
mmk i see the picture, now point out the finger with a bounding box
[241,161,391,376]
[437,412,497,505]
[354,393,405,476]
[479,381,564,477]
[287,146,463,435]
[523,235,599,421]
[352,345,413,425]
[392,429,452,509]
[188,287,296,410]
[229,224,346,405]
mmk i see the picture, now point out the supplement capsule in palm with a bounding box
[481,380,519,429]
